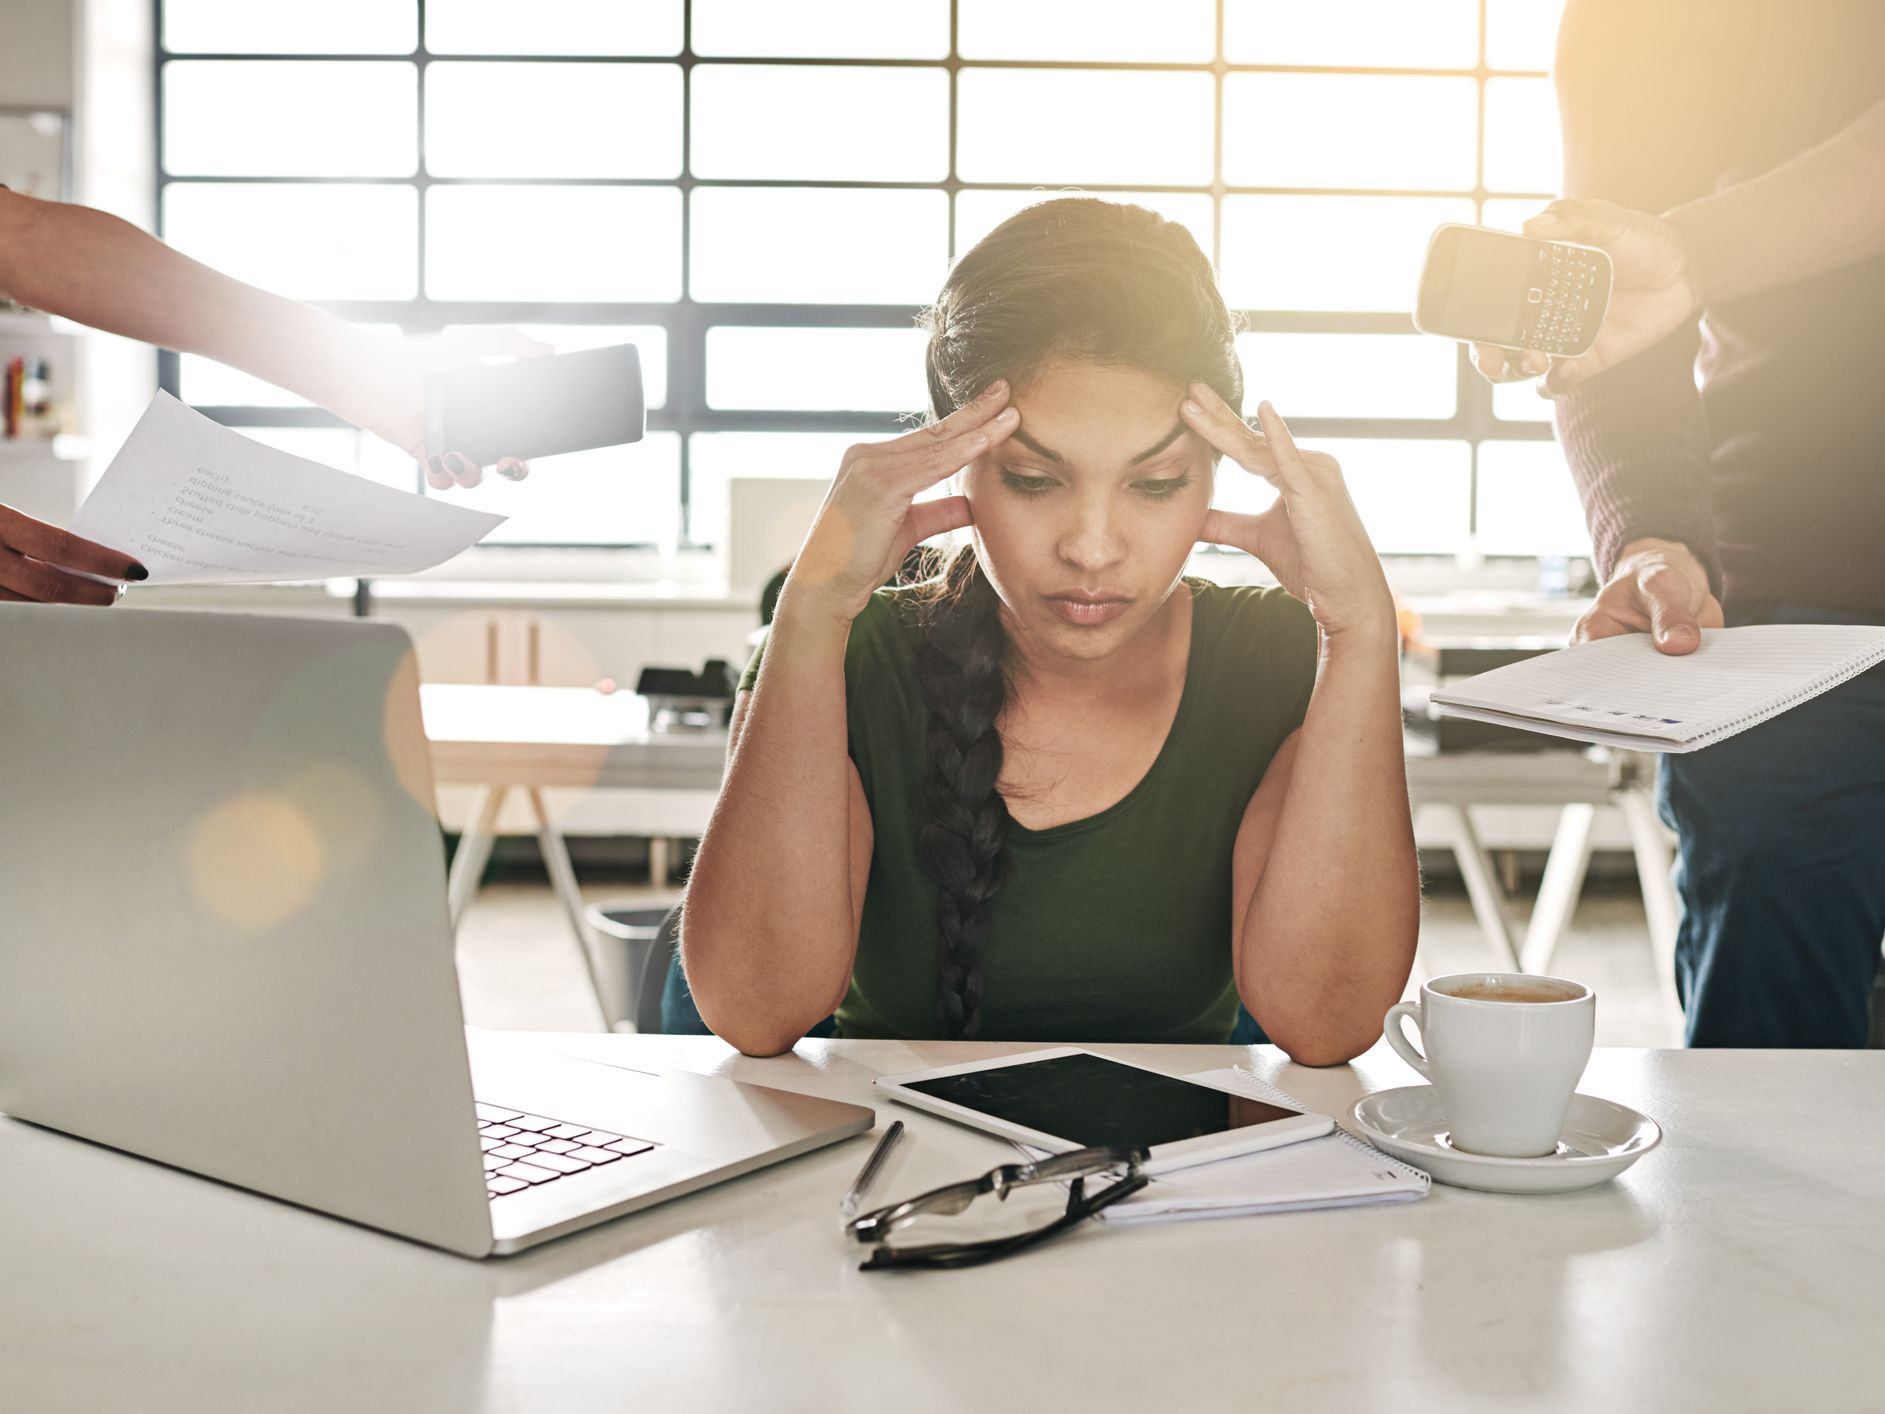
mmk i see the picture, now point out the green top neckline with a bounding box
[1004,577,1206,843]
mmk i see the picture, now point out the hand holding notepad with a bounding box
[1430,625,1885,752]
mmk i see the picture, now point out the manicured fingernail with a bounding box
[126,562,149,582]
[1181,400,1202,416]
[994,407,1017,423]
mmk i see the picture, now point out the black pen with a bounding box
[839,1120,905,1220]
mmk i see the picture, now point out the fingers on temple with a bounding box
[1180,385,1276,479]
[892,406,1018,486]
[921,378,1012,443]
[1251,401,1313,481]
[0,508,145,582]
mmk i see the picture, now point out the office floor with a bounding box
[454,873,1685,1048]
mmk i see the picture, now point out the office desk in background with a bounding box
[422,684,1679,1027]
[4,1037,1881,1414]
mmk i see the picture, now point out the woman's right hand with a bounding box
[0,503,146,604]
[783,379,1019,623]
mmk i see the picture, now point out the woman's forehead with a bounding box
[1007,359,1197,466]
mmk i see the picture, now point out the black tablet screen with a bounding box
[903,1053,1300,1149]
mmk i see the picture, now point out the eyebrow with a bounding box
[1008,421,1190,468]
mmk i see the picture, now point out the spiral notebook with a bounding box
[1429,624,1885,753]
[1095,1069,1430,1226]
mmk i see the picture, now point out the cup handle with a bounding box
[1383,1001,1431,1079]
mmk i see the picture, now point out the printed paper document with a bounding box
[1430,625,1885,752]
[69,391,505,584]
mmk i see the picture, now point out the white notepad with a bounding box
[1429,624,1885,753]
[1096,1069,1429,1226]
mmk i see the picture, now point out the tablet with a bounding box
[874,1048,1333,1173]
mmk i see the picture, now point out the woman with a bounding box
[684,198,1418,1063]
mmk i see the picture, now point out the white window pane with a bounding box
[426,0,681,56]
[706,328,929,413]
[1219,195,1474,312]
[228,428,415,492]
[426,186,681,301]
[164,183,418,300]
[442,324,669,408]
[695,0,948,58]
[1235,333,1456,420]
[1486,0,1568,70]
[180,359,309,409]
[1316,438,1470,555]
[1484,78,1562,194]
[691,66,948,182]
[689,432,868,545]
[1224,0,1476,68]
[957,70,1215,186]
[164,0,415,54]
[1224,76,1477,191]
[959,0,1214,62]
[164,62,416,177]
[425,63,680,178]
[1480,197,1554,233]
[1476,441,1592,557]
[691,188,949,304]
[1493,379,1553,423]
[436,432,682,546]
[954,190,1215,266]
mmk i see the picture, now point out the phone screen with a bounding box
[1421,226,1545,344]
[903,1052,1302,1149]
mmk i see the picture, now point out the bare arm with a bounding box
[682,610,872,1056]
[0,188,530,486]
[1183,391,1419,1066]
[681,384,1018,1055]
[1230,627,1419,1066]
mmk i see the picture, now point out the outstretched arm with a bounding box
[0,188,531,487]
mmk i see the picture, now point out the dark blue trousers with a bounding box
[1657,603,1885,1046]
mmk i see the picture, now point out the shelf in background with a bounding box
[0,311,81,338]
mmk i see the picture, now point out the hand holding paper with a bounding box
[68,391,506,586]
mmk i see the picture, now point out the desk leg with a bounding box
[447,785,505,931]
[526,788,615,1032]
[1520,803,1597,976]
[1619,786,1683,1017]
[1427,804,1522,970]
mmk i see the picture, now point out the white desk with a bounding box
[5,1036,1881,1413]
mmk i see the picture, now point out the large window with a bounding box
[155,0,1581,559]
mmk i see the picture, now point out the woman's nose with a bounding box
[1057,502,1127,572]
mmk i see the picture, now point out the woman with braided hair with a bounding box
[684,197,1418,1062]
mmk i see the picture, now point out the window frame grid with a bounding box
[153,0,1562,556]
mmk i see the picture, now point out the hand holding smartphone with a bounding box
[1414,223,1613,356]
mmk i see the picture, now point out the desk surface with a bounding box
[421,684,727,790]
[11,1037,1878,1414]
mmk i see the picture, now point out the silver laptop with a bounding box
[0,604,871,1258]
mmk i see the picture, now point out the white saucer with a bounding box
[1350,1086,1662,1195]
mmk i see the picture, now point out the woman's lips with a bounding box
[1044,594,1132,626]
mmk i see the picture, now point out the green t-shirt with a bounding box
[739,578,1318,1043]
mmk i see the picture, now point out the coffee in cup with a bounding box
[1382,973,1595,1158]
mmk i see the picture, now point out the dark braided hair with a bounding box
[912,197,1243,1039]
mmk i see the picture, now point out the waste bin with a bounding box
[584,902,676,1032]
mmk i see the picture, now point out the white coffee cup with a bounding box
[1383,973,1595,1158]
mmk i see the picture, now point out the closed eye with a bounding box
[1134,473,1195,499]
[1000,470,1058,497]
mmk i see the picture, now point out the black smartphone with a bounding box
[422,342,645,466]
[1413,223,1613,356]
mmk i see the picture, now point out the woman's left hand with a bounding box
[1181,387,1395,639]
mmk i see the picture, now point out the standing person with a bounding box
[0,187,538,604]
[682,199,1419,1060]
[1480,1,1885,1045]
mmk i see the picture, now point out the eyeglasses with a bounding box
[845,1144,1150,1271]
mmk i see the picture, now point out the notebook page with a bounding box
[1097,1067,1428,1224]
[1432,625,1885,746]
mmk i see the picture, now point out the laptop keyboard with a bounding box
[476,1101,658,1198]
